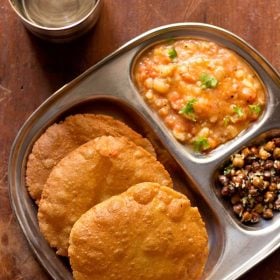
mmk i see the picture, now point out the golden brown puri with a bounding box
[38,136,172,256]
[69,182,208,280]
[26,114,155,204]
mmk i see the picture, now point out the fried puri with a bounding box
[69,182,208,280]
[26,114,155,203]
[38,136,172,256]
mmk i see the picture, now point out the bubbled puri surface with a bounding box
[38,136,172,256]
[26,114,155,204]
[69,182,208,280]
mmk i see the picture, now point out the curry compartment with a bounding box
[131,38,267,154]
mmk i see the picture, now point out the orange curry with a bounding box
[133,39,266,152]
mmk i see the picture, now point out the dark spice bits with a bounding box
[218,137,280,224]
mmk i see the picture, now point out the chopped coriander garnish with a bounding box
[233,105,244,117]
[249,104,262,114]
[200,73,218,89]
[192,136,209,152]
[168,47,177,59]
[179,98,197,121]
[223,165,233,175]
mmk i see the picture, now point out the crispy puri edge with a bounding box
[68,114,156,157]
[36,138,98,256]
[26,123,63,203]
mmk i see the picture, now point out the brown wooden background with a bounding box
[1,0,280,279]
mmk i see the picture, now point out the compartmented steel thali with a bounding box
[8,23,280,280]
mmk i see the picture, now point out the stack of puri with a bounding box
[26,114,209,280]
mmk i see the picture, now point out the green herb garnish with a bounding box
[233,105,244,117]
[249,104,262,115]
[168,47,177,59]
[179,98,197,121]
[192,136,209,152]
[200,73,218,89]
[223,165,233,175]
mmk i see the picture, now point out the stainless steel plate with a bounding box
[8,23,280,280]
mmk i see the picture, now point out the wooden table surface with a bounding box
[1,0,280,279]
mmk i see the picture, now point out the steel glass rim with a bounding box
[8,0,102,31]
